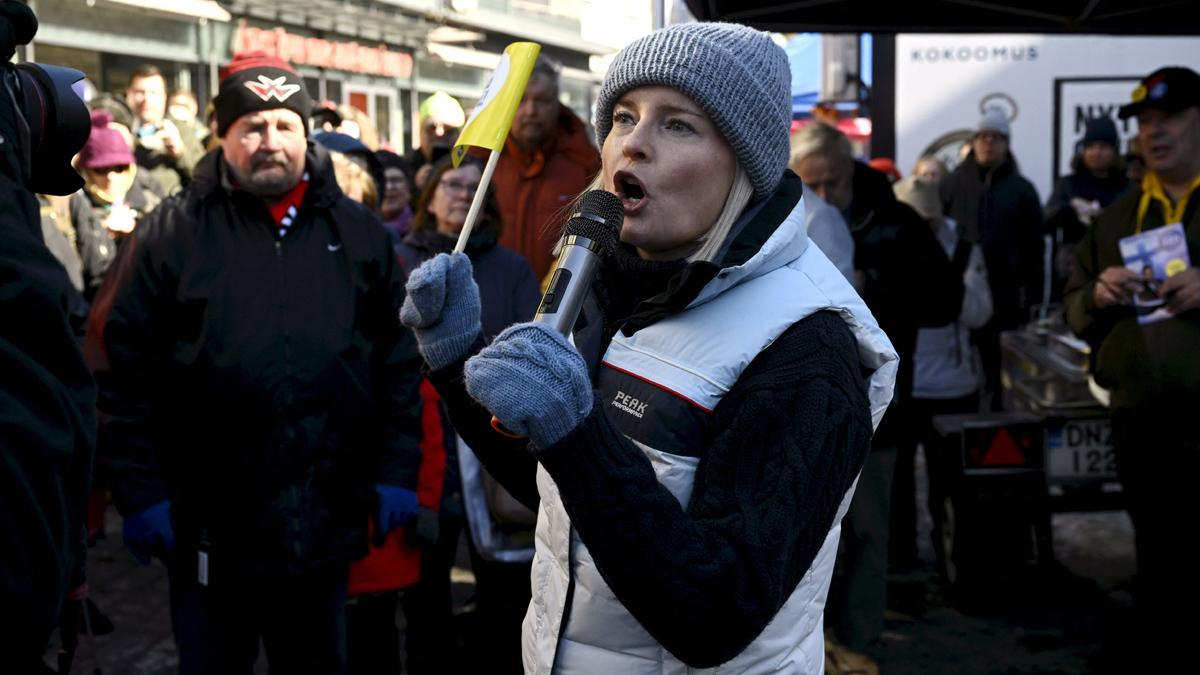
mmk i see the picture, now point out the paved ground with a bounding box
[866,510,1136,675]
[864,448,1137,675]
[47,447,1137,674]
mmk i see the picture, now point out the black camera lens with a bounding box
[15,63,90,195]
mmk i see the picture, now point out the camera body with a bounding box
[1,1,90,195]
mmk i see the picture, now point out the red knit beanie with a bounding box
[213,51,312,137]
[76,111,135,169]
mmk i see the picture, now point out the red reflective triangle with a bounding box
[982,427,1026,465]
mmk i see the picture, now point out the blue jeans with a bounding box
[168,560,348,675]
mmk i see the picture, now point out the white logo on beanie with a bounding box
[244,75,301,103]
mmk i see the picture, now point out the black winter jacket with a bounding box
[396,226,540,341]
[941,152,1044,325]
[1044,170,1131,245]
[1064,185,1200,410]
[69,169,161,300]
[97,144,423,577]
[396,225,540,511]
[845,162,964,445]
[1,174,96,656]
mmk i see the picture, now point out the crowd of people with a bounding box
[5,0,1199,670]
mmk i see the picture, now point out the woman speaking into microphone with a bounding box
[400,22,898,674]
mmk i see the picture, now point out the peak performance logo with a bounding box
[244,75,302,103]
[611,391,648,419]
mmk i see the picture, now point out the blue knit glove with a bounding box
[374,484,419,546]
[400,252,482,371]
[123,500,175,565]
[464,322,593,448]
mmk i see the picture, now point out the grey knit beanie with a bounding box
[594,22,792,200]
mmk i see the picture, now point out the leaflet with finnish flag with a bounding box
[451,42,541,167]
[1119,222,1191,325]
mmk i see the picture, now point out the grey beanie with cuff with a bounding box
[594,22,793,201]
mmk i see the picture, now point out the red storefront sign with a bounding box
[233,20,413,79]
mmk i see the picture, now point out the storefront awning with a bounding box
[101,0,231,23]
[426,43,604,83]
[222,0,438,49]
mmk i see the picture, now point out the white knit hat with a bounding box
[977,106,1010,138]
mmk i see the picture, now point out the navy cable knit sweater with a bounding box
[428,309,872,666]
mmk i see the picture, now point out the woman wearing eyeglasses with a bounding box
[398,155,541,340]
[69,109,161,300]
[395,152,542,675]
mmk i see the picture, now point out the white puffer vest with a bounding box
[522,194,898,675]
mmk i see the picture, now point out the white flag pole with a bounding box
[453,149,503,254]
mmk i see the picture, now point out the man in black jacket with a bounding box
[97,53,423,673]
[941,108,1044,409]
[792,122,964,653]
[1064,66,1200,662]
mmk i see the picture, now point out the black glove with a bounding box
[406,506,440,548]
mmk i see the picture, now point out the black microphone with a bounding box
[533,189,624,335]
[488,190,621,439]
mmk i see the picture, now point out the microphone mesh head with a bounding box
[564,190,624,254]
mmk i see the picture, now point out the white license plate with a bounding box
[1046,419,1117,482]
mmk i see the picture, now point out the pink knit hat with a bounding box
[76,110,135,169]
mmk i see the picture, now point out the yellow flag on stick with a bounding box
[451,42,542,166]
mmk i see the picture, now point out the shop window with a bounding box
[326,79,343,106]
[28,44,102,88]
[303,77,321,102]
[103,53,198,100]
[375,93,393,146]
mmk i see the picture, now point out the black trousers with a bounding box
[974,311,1022,412]
[399,512,463,675]
[167,561,348,675]
[346,591,401,675]
[1111,403,1199,655]
[401,510,530,675]
[890,393,980,568]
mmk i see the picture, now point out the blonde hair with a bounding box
[689,165,753,262]
[331,151,378,210]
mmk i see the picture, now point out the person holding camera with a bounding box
[1,1,96,668]
[125,64,205,197]
[67,109,162,301]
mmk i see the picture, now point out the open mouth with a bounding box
[614,171,647,212]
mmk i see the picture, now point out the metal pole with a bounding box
[409,57,421,152]
[208,19,219,100]
[870,33,896,160]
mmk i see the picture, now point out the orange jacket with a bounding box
[348,379,447,595]
[492,105,600,280]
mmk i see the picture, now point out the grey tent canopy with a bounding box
[683,1,1198,35]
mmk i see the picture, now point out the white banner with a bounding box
[1054,78,1140,178]
[895,34,1200,201]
